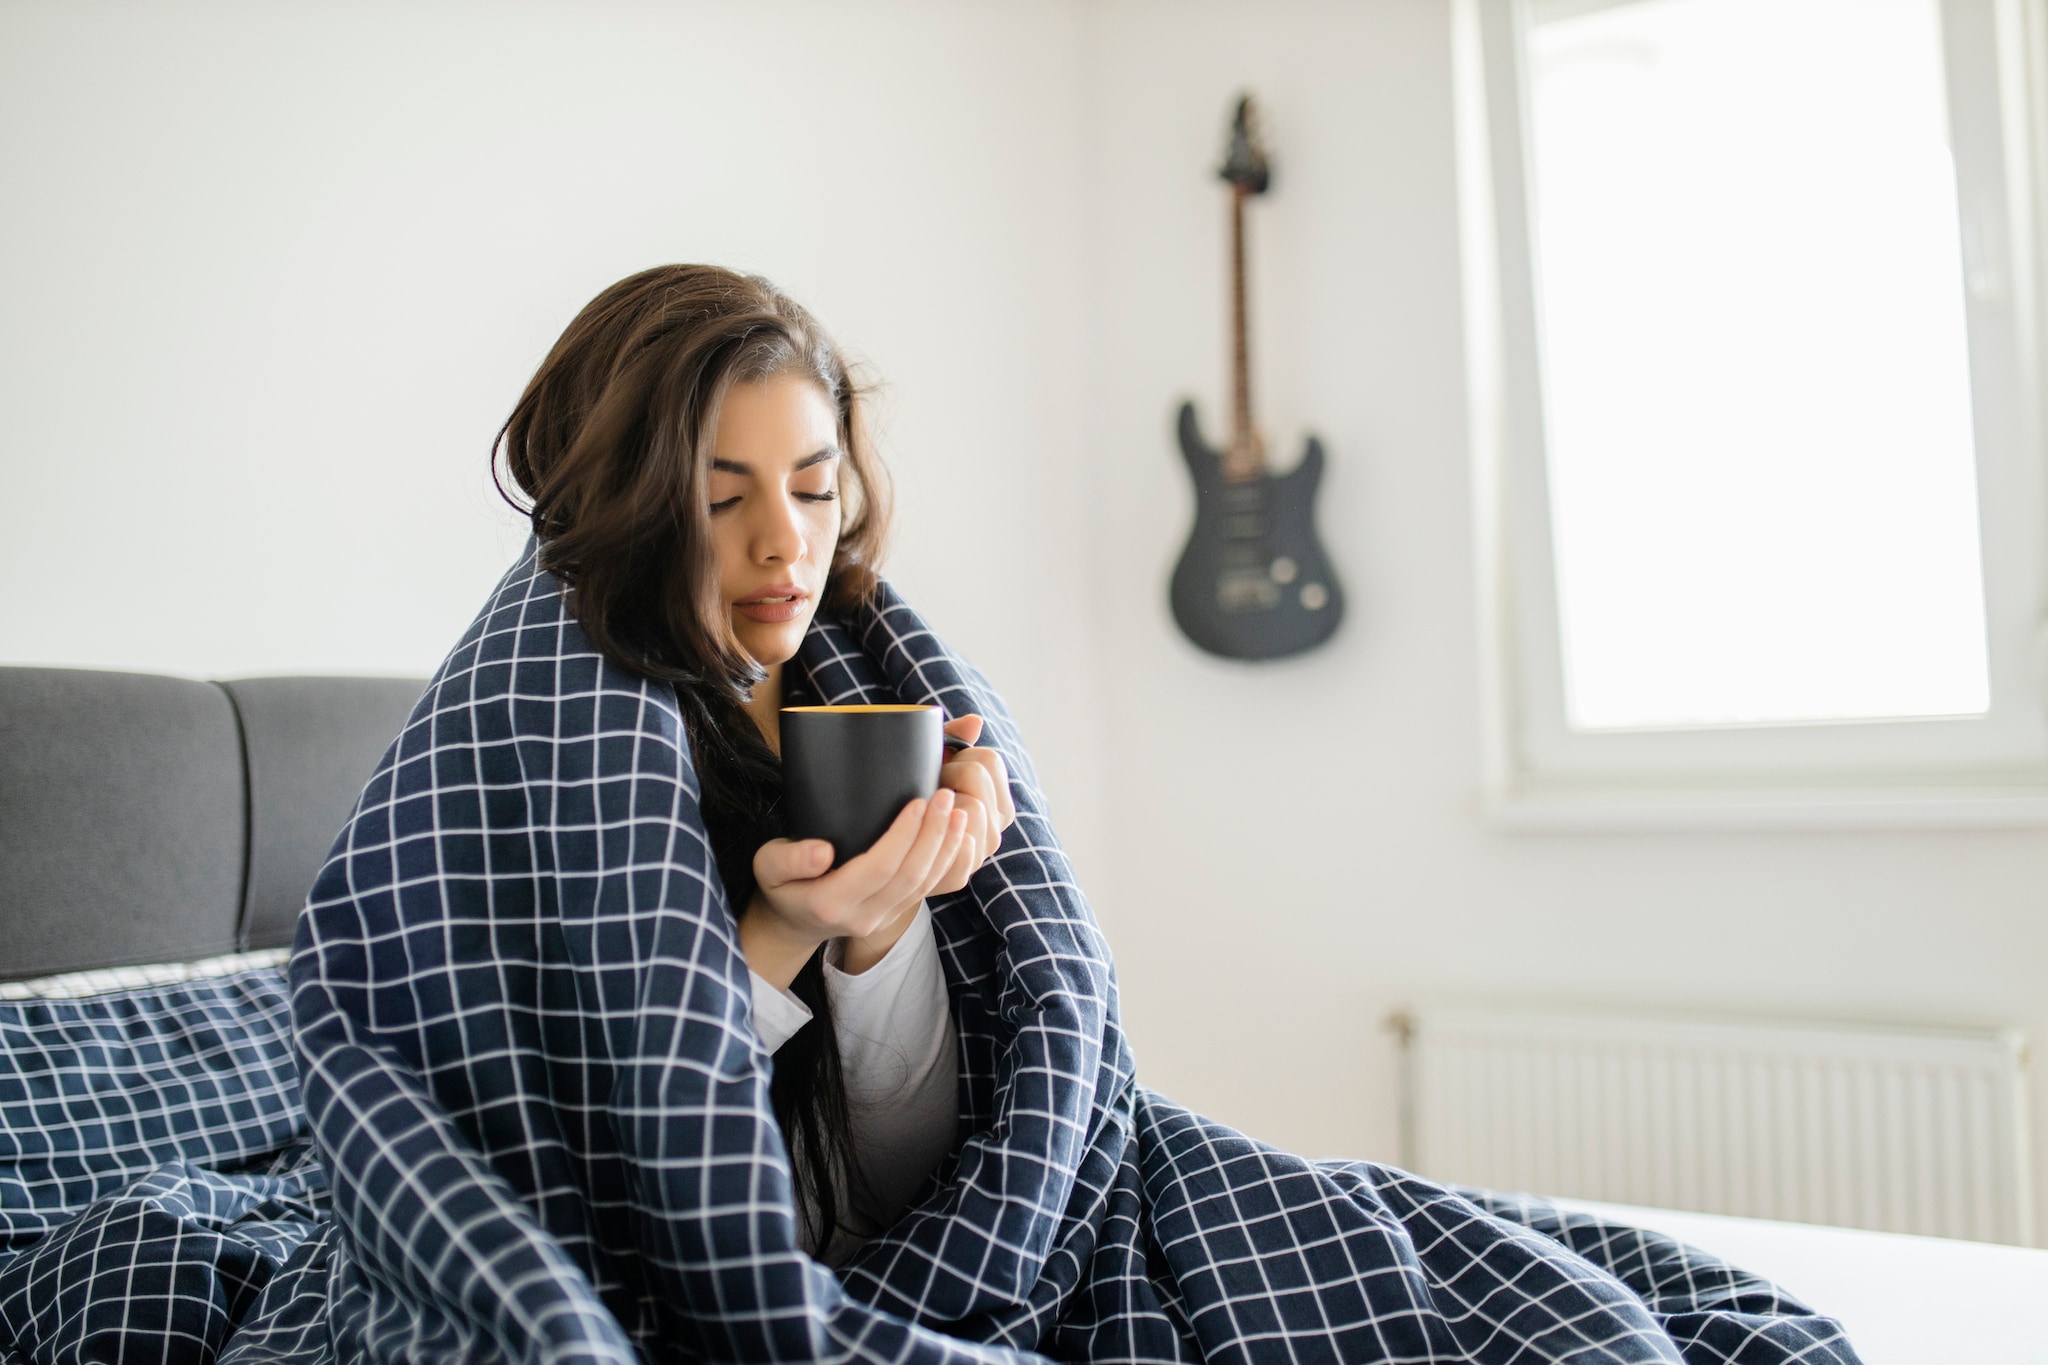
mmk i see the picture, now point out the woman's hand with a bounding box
[832,716,1015,974]
[930,714,1017,896]
[742,790,968,989]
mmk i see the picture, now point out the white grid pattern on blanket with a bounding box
[254,544,1861,1364]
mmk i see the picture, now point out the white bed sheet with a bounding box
[1556,1198,2048,1364]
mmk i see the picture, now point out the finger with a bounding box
[940,753,998,816]
[953,747,1016,831]
[921,803,975,896]
[972,801,998,867]
[921,810,973,898]
[931,832,975,896]
[946,791,989,870]
[939,755,996,859]
[908,795,967,896]
[752,837,834,890]
[991,753,1015,826]
[942,713,985,747]
[874,789,959,909]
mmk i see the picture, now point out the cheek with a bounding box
[809,503,843,561]
[710,521,748,593]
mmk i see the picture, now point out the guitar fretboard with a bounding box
[1226,188,1265,483]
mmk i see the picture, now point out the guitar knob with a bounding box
[1300,583,1329,611]
[1270,556,1297,584]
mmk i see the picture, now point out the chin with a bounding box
[735,618,809,669]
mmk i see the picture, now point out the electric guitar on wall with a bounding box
[1170,95,1345,661]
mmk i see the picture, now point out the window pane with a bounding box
[1526,0,1990,731]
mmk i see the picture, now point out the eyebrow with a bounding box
[710,447,840,475]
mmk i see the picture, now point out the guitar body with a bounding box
[1170,400,1345,661]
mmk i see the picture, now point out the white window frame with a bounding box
[1455,0,2048,829]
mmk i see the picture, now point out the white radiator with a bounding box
[1395,1006,2034,1245]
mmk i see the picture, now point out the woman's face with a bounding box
[706,371,843,669]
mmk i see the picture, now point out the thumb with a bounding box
[943,713,985,746]
[753,837,835,889]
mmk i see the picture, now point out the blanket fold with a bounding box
[260,543,1858,1365]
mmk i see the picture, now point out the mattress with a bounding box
[1556,1198,2048,1365]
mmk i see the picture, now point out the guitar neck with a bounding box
[1226,188,1264,481]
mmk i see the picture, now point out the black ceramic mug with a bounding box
[781,704,946,866]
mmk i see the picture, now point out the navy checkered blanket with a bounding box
[0,543,1861,1363]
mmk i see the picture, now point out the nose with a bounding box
[749,488,807,566]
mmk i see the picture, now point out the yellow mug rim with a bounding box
[780,704,938,713]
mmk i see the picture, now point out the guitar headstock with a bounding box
[1218,95,1271,197]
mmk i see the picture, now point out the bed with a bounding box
[1556,1199,2048,1364]
[2,662,2040,1362]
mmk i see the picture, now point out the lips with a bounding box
[735,584,809,625]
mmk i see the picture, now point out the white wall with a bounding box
[1078,0,2048,1233]
[4,0,2043,1236]
[0,0,1107,871]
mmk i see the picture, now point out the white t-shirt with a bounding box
[749,903,958,1263]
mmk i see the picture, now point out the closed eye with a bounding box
[709,495,742,513]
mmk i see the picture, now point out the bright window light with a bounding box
[1526,0,1991,731]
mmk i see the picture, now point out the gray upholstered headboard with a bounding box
[0,668,424,980]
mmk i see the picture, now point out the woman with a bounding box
[494,267,1016,1265]
[283,266,1860,1364]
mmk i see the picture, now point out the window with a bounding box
[1456,0,2048,826]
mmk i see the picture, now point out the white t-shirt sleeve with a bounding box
[822,903,959,1246]
[748,968,814,1055]
[741,905,961,1265]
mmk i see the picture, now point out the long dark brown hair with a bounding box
[492,264,893,1251]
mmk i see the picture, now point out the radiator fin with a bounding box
[1400,1007,2032,1245]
